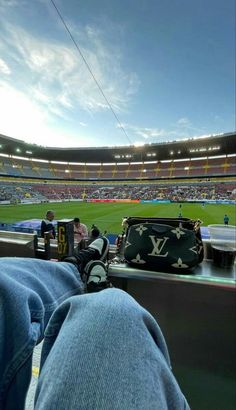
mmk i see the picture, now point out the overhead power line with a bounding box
[50,0,132,145]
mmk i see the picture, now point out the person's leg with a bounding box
[65,236,109,270]
[0,236,109,410]
[0,257,84,410]
[35,288,190,410]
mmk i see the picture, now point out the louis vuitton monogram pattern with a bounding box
[124,223,201,272]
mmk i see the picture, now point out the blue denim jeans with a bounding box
[0,257,84,410]
[0,257,189,410]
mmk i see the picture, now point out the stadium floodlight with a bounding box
[146,153,156,157]
[190,146,221,153]
[51,161,68,164]
[174,158,190,162]
[189,148,205,153]
[12,155,30,161]
[190,157,207,161]
[208,155,226,159]
[31,158,49,163]
[69,162,85,165]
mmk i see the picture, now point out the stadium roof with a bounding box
[0,132,235,163]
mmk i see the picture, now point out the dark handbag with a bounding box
[123,217,203,272]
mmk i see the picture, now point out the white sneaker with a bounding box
[88,237,109,261]
[84,260,112,293]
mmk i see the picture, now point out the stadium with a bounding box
[0,131,235,233]
[0,0,235,408]
[0,131,235,409]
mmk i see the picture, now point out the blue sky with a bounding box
[0,0,235,147]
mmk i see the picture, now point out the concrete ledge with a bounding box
[0,230,37,257]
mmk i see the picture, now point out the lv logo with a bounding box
[148,236,169,257]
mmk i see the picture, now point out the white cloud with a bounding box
[0,80,121,147]
[115,121,213,144]
[177,117,192,127]
[0,0,20,7]
[0,17,142,146]
[136,128,166,139]
[0,80,47,138]
[0,78,214,147]
[0,0,26,16]
[31,88,51,104]
[116,122,166,141]
[0,58,11,74]
[176,117,208,136]
[1,22,139,117]
[57,94,73,109]
[0,13,141,146]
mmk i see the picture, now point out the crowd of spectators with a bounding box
[0,181,235,203]
[0,183,46,203]
[89,184,236,201]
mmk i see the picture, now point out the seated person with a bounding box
[74,217,88,243]
[0,236,190,410]
[87,225,100,245]
[41,210,56,239]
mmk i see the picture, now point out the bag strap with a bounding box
[124,216,202,228]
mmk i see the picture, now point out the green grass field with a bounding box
[0,202,235,234]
